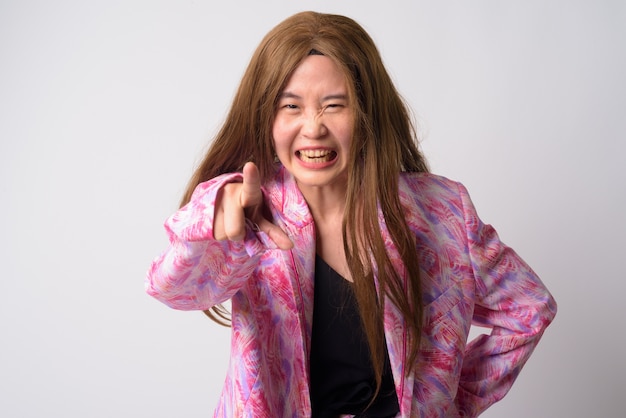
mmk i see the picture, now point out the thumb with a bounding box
[256,218,294,250]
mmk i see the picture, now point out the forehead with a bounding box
[282,55,348,93]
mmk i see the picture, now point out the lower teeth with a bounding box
[299,151,334,163]
[301,155,329,162]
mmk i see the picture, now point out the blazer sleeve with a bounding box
[145,173,270,311]
[454,182,557,417]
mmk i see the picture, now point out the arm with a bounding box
[454,183,557,417]
[145,172,266,310]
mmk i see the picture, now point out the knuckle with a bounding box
[222,182,241,198]
[224,224,245,242]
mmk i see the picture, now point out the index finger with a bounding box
[240,162,263,208]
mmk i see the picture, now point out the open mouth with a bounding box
[297,149,337,163]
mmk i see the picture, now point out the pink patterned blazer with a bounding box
[146,165,556,418]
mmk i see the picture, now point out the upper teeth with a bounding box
[300,149,331,158]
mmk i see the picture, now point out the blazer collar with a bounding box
[265,164,315,229]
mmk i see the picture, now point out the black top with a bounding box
[310,255,400,418]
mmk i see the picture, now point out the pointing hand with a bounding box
[213,162,293,250]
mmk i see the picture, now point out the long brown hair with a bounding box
[182,11,429,391]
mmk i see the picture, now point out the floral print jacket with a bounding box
[146,166,557,418]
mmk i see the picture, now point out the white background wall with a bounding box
[1,1,624,417]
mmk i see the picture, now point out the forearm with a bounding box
[147,233,264,310]
[145,173,264,310]
[455,182,557,415]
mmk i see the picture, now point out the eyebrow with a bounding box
[278,91,348,101]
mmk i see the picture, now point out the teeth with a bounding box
[300,149,331,158]
[298,149,335,163]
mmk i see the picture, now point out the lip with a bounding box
[295,147,338,169]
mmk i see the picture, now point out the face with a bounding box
[273,55,353,197]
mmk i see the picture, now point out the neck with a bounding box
[298,182,352,281]
[297,183,347,224]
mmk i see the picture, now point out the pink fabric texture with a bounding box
[146,166,556,418]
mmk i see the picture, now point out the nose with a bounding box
[301,110,328,138]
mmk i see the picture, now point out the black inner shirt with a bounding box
[309,255,400,418]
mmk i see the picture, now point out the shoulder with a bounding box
[398,172,468,206]
[397,172,479,239]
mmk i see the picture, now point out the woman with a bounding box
[146,11,556,418]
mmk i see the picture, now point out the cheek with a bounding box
[272,122,290,155]
[337,121,354,151]
[272,116,285,138]
[271,121,281,147]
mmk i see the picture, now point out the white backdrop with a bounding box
[1,1,624,417]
